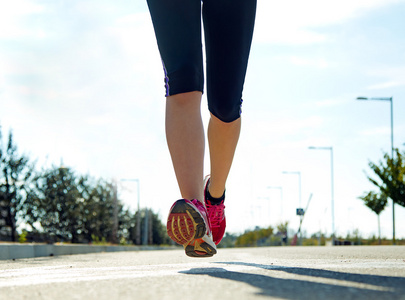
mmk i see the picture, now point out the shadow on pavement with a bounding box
[179,262,405,300]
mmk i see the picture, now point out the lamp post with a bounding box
[356,96,395,244]
[112,179,119,244]
[121,179,142,245]
[309,146,335,245]
[267,186,283,221]
[282,171,302,244]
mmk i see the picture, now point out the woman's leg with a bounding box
[207,114,241,198]
[166,91,205,201]
[203,0,257,196]
[147,0,205,200]
[148,0,217,257]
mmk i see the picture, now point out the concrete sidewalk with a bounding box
[0,243,174,260]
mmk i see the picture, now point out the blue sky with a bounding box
[1,0,405,239]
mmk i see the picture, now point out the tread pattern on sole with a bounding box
[167,200,206,246]
[184,239,217,258]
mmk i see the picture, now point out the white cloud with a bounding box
[314,98,350,107]
[255,0,404,45]
[0,0,45,38]
[359,127,391,137]
[366,66,405,90]
[289,56,330,69]
[107,12,161,70]
[367,81,404,90]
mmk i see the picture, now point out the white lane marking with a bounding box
[0,262,215,287]
[0,261,398,292]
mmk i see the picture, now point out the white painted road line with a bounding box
[0,260,398,293]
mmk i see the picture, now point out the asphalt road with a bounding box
[1,246,404,300]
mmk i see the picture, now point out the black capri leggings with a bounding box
[147,0,257,122]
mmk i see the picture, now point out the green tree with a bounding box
[358,191,387,245]
[217,232,237,248]
[367,149,405,208]
[0,129,35,241]
[276,221,289,235]
[127,208,170,245]
[276,221,289,245]
[235,226,273,247]
[25,167,134,244]
[28,166,87,243]
[150,209,171,245]
[83,179,117,243]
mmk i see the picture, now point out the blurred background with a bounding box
[0,0,404,245]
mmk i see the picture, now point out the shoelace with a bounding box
[206,202,225,228]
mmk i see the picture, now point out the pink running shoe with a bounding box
[167,199,217,257]
[204,176,226,245]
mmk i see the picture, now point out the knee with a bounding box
[208,97,243,123]
[167,91,202,107]
[164,63,204,97]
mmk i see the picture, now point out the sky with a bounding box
[1,0,405,240]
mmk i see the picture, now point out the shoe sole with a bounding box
[184,236,217,257]
[167,199,216,258]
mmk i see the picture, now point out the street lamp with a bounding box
[283,171,302,245]
[356,96,395,244]
[267,186,283,221]
[282,171,302,244]
[309,146,335,244]
[121,179,142,245]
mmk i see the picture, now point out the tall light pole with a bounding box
[121,179,141,245]
[309,146,335,244]
[282,171,302,244]
[267,186,283,221]
[112,179,119,244]
[356,96,395,244]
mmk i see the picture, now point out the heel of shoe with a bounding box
[184,237,217,258]
[167,199,206,245]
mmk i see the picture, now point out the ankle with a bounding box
[206,184,225,204]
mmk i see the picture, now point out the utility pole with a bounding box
[149,209,153,244]
[112,179,118,244]
[143,209,149,245]
[120,179,141,245]
[356,96,395,244]
[136,181,141,245]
